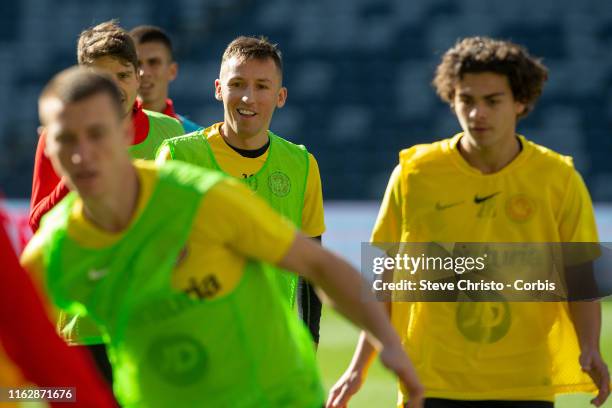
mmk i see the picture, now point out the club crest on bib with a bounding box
[505,194,537,223]
[147,334,208,385]
[268,171,291,197]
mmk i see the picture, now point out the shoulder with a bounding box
[164,129,205,146]
[522,136,575,172]
[177,114,203,133]
[157,159,225,190]
[399,137,452,169]
[21,197,73,271]
[269,131,308,153]
[307,152,319,166]
[519,136,582,190]
[144,109,184,134]
[20,231,46,272]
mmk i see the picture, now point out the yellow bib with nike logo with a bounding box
[372,134,600,404]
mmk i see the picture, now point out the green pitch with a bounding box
[318,302,612,407]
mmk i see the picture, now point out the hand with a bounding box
[379,343,424,408]
[325,368,364,408]
[580,349,610,407]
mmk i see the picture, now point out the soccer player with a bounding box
[130,25,202,133]
[21,66,424,407]
[157,36,325,346]
[327,37,610,408]
[0,208,117,407]
[29,20,185,233]
[27,19,186,385]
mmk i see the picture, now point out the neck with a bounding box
[82,162,140,233]
[458,132,521,174]
[142,98,168,114]
[220,123,269,150]
[122,113,135,144]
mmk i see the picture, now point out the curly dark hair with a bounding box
[433,37,548,118]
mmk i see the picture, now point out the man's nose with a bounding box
[71,140,93,165]
[469,104,486,120]
[139,65,150,78]
[241,86,255,104]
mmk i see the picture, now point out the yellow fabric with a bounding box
[372,134,600,403]
[0,343,26,385]
[21,160,297,300]
[0,343,33,407]
[158,123,325,237]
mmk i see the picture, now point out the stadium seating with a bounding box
[1,0,612,200]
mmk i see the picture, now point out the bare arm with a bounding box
[279,234,394,349]
[568,301,610,407]
[278,234,423,407]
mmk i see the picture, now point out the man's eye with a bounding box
[90,131,104,140]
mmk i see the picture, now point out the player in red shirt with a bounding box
[0,207,117,407]
[29,20,184,232]
[130,25,202,133]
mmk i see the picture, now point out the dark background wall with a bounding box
[1,0,611,201]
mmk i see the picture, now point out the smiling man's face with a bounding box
[215,56,286,141]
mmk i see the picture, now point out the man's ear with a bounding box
[41,127,50,158]
[168,62,178,82]
[276,87,287,108]
[214,79,222,101]
[134,65,141,87]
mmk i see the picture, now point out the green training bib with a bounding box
[39,162,323,407]
[161,128,309,305]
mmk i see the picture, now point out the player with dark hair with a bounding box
[157,36,325,347]
[29,20,185,233]
[328,37,610,408]
[27,20,186,385]
[130,25,202,133]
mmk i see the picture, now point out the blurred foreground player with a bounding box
[29,20,184,232]
[157,36,325,346]
[130,25,202,133]
[0,206,116,407]
[328,37,610,408]
[21,67,423,407]
[28,20,186,386]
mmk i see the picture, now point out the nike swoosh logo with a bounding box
[474,192,500,204]
[435,201,463,210]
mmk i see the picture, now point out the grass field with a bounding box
[317,302,612,408]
